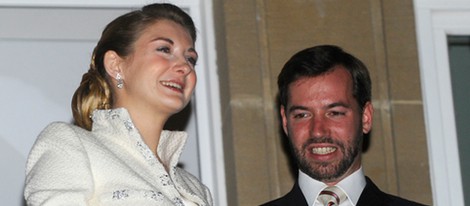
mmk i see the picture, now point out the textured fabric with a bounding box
[24,108,212,206]
[317,186,347,206]
[356,177,427,206]
[260,182,308,206]
[260,177,427,206]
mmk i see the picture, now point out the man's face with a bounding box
[280,66,373,185]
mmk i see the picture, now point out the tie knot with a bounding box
[317,186,347,206]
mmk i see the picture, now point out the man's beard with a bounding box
[290,130,362,182]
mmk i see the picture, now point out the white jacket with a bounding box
[24,108,212,206]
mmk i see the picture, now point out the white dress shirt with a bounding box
[298,167,367,206]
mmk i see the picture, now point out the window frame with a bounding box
[414,0,470,205]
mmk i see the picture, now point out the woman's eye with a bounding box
[156,46,171,53]
[186,57,197,66]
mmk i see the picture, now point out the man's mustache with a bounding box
[302,137,345,151]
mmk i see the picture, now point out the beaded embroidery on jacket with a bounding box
[90,109,208,205]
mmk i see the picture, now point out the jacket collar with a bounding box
[91,108,188,169]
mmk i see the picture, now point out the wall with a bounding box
[214,0,432,205]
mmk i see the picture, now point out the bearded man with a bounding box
[261,45,426,206]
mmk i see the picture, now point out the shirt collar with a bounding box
[298,167,366,206]
[336,167,366,205]
[298,170,325,206]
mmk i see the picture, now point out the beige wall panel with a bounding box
[382,0,423,101]
[223,0,277,205]
[382,1,431,203]
[264,0,378,82]
[224,2,262,95]
[392,104,432,204]
[231,102,272,204]
[262,0,376,97]
[361,110,389,187]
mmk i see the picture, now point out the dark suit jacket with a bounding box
[260,177,427,206]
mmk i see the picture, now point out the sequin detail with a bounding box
[124,119,134,131]
[112,190,129,199]
[110,110,120,119]
[135,140,157,164]
[105,109,158,166]
[160,174,173,186]
[173,197,185,206]
[101,109,120,120]
[144,190,164,201]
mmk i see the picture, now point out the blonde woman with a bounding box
[24,3,212,205]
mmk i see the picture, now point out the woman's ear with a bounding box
[103,50,123,79]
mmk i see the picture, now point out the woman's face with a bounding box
[115,20,197,116]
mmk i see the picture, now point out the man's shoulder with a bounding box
[259,194,304,206]
[359,176,428,206]
[259,198,284,206]
[259,182,307,206]
[386,195,428,206]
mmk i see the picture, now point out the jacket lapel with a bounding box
[357,177,387,206]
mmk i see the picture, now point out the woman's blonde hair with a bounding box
[71,3,196,130]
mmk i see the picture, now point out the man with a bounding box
[261,45,426,206]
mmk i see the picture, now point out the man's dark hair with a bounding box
[278,45,371,109]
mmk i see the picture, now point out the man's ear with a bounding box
[280,105,289,136]
[103,50,123,79]
[362,101,374,134]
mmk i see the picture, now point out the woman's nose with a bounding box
[174,57,192,75]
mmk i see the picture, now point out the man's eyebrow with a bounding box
[287,102,351,113]
[288,105,308,113]
[327,102,351,109]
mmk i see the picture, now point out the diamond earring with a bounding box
[116,73,123,89]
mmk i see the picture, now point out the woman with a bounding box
[24,3,212,205]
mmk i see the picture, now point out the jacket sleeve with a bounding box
[24,122,94,206]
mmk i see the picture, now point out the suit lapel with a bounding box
[357,177,387,206]
[261,181,308,206]
[286,182,309,205]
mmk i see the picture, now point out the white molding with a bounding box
[0,0,227,205]
[414,1,469,205]
[189,1,228,206]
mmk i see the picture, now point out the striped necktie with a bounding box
[317,186,347,206]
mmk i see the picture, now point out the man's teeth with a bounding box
[162,81,182,89]
[312,147,336,155]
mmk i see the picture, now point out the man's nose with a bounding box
[310,115,328,138]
